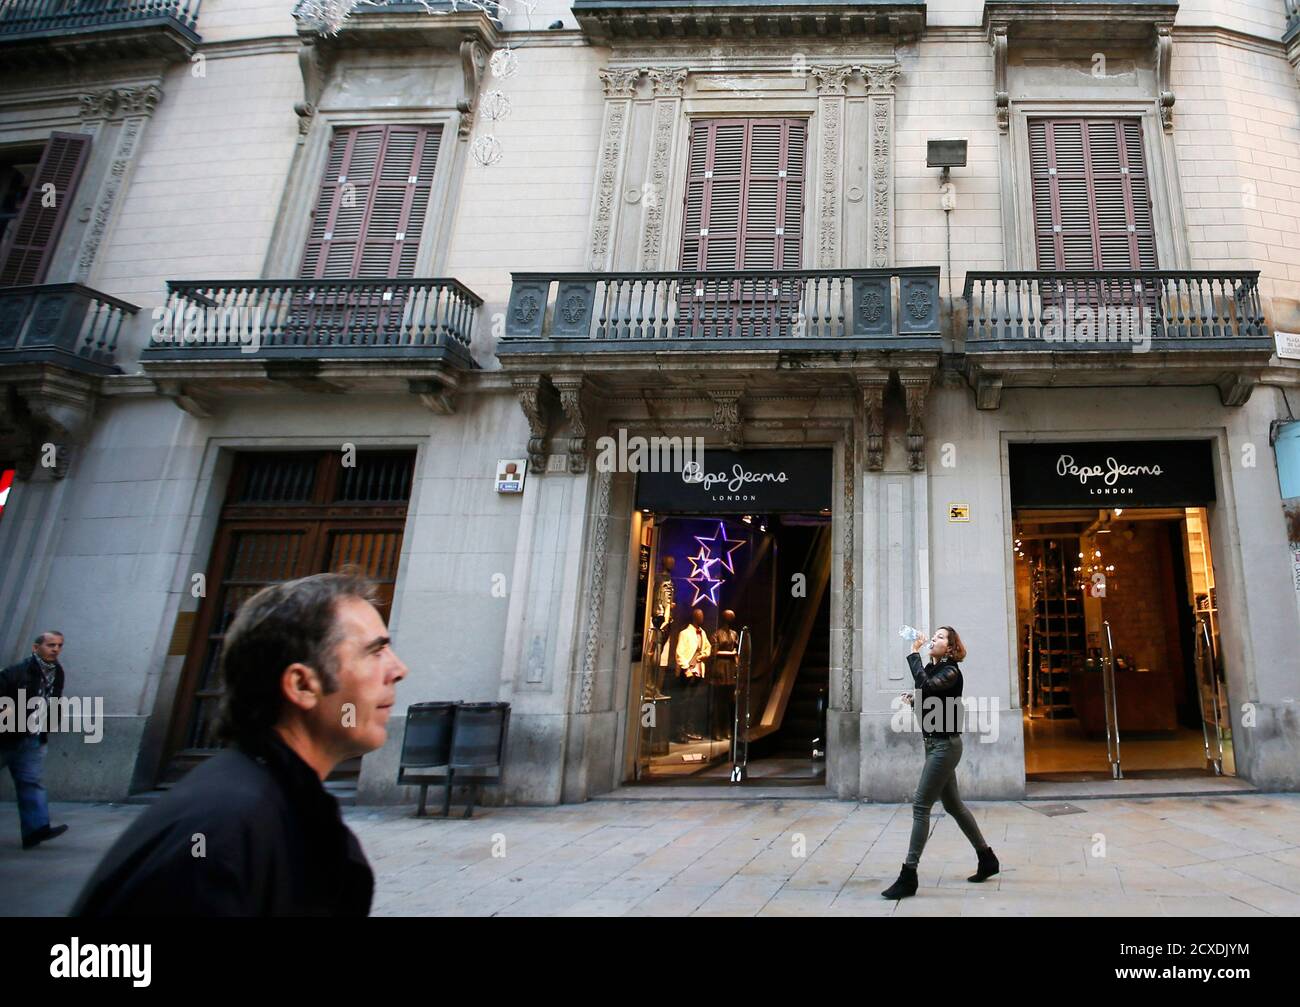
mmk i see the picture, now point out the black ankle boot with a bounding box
[968,846,999,882]
[881,863,918,899]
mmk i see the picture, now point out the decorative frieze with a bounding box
[869,94,893,268]
[840,430,856,711]
[76,118,142,282]
[640,89,678,271]
[78,85,162,121]
[818,93,843,267]
[578,468,613,714]
[590,95,630,271]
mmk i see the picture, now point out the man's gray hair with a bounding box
[34,631,64,646]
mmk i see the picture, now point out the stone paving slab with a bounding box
[2,794,1299,917]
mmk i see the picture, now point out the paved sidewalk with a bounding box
[3,794,1300,916]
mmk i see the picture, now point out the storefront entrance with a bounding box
[1009,441,1234,782]
[626,448,833,785]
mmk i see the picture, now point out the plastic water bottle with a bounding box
[899,625,925,643]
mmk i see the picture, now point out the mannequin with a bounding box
[709,609,740,742]
[673,606,711,743]
[643,554,675,700]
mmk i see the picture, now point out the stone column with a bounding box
[864,64,900,268]
[810,65,851,268]
[588,69,640,271]
[639,68,687,271]
[74,84,163,286]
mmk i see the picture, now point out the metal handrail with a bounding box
[1101,619,1122,780]
[0,0,202,34]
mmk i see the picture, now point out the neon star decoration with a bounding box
[694,522,745,574]
[686,547,724,606]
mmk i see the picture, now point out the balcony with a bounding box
[0,0,201,65]
[572,0,926,41]
[0,283,134,478]
[1286,0,1299,43]
[497,266,941,392]
[961,270,1275,408]
[140,278,482,415]
[293,0,501,50]
[0,283,132,375]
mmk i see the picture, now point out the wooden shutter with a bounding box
[680,118,805,271]
[1029,118,1156,271]
[299,124,442,280]
[0,132,90,287]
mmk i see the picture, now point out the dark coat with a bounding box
[0,655,65,749]
[907,652,965,737]
[73,732,374,917]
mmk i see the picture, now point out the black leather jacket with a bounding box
[0,656,65,748]
[907,652,964,737]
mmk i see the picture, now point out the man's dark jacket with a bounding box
[0,656,65,749]
[74,732,374,916]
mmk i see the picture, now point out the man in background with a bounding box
[0,631,70,850]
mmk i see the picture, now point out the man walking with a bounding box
[0,632,70,850]
[74,572,408,916]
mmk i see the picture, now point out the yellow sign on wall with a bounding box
[948,504,970,522]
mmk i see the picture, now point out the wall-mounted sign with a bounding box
[496,458,527,494]
[1009,440,1216,508]
[635,448,832,514]
[1275,330,1300,362]
[948,503,970,522]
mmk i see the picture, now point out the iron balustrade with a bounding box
[1286,0,1299,39]
[963,270,1267,349]
[503,267,942,349]
[146,278,482,360]
[0,0,201,35]
[0,283,134,372]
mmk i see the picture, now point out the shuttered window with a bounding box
[677,118,806,337]
[1029,118,1156,271]
[0,132,90,287]
[299,124,442,280]
[681,118,805,271]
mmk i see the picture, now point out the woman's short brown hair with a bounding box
[939,626,967,661]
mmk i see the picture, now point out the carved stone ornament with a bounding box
[840,431,855,711]
[552,375,590,474]
[860,380,886,472]
[991,25,1009,133]
[458,40,490,141]
[1,369,101,480]
[599,67,642,98]
[810,65,852,95]
[578,467,613,714]
[646,67,688,97]
[513,374,556,472]
[1155,25,1175,132]
[79,85,163,121]
[708,389,743,450]
[901,376,931,472]
[589,95,629,270]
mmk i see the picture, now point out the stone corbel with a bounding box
[154,379,215,420]
[968,364,1003,411]
[899,374,931,472]
[4,370,100,480]
[707,388,743,450]
[1155,25,1175,132]
[513,374,557,472]
[458,39,490,141]
[990,24,1009,133]
[295,37,329,139]
[551,375,590,474]
[858,377,887,471]
[409,377,457,415]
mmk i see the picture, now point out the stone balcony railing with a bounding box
[142,278,481,363]
[0,0,201,62]
[1285,0,1299,41]
[0,283,134,375]
[501,267,942,353]
[961,269,1275,408]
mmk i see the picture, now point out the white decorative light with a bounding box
[481,89,512,122]
[471,134,503,167]
[490,48,519,79]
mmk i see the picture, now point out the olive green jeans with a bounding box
[904,734,988,869]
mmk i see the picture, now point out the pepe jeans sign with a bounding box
[635,449,832,513]
[1009,440,1216,508]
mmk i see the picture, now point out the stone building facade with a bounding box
[1,0,1298,806]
